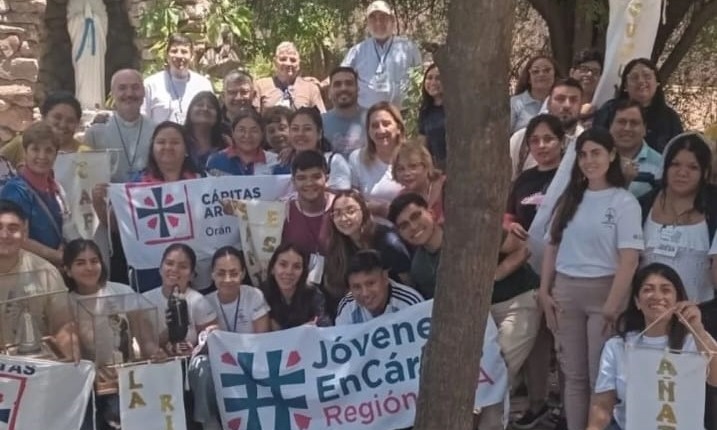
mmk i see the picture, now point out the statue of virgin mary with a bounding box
[67,0,108,109]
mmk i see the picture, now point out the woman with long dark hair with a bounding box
[184,91,226,168]
[539,127,644,430]
[324,189,411,317]
[639,132,717,303]
[593,58,683,153]
[262,243,330,328]
[511,55,560,134]
[417,64,446,168]
[586,263,717,430]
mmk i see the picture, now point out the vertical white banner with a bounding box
[118,360,187,430]
[234,200,286,286]
[592,0,663,107]
[55,151,113,239]
[625,345,707,430]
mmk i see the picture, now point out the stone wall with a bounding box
[0,0,44,142]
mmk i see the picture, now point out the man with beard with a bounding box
[339,1,421,109]
[509,78,583,179]
[321,67,367,158]
[142,33,213,124]
[220,70,256,129]
[255,42,325,113]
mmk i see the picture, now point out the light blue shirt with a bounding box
[628,142,663,198]
[510,90,544,134]
[341,36,421,109]
[322,108,367,158]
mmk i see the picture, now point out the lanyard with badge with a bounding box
[369,38,394,93]
[114,116,144,177]
[653,224,681,257]
[166,70,185,122]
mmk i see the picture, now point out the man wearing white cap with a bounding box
[340,0,422,109]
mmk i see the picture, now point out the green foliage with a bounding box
[203,1,253,48]
[403,66,426,137]
[139,0,182,73]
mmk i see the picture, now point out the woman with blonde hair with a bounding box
[392,141,446,223]
[348,101,405,218]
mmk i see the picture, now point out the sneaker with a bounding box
[512,404,550,429]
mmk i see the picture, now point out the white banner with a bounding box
[592,0,663,107]
[55,151,113,239]
[625,345,707,430]
[118,360,187,430]
[208,300,508,430]
[0,355,94,430]
[234,200,286,286]
[108,175,292,270]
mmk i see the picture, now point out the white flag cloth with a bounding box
[118,360,187,430]
[108,175,292,270]
[0,356,94,430]
[208,300,508,430]
[625,344,707,430]
[592,0,664,107]
[234,200,286,286]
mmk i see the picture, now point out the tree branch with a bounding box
[651,0,694,60]
[659,0,717,82]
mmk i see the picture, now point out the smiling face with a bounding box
[0,212,26,260]
[348,268,390,315]
[578,140,614,183]
[111,70,145,114]
[610,107,646,153]
[331,196,365,238]
[160,249,193,290]
[66,249,104,293]
[528,58,555,93]
[423,67,442,99]
[274,48,300,83]
[394,203,435,247]
[25,142,58,176]
[636,274,678,325]
[223,80,254,117]
[289,114,321,152]
[527,122,562,168]
[212,254,244,297]
[368,109,401,155]
[166,43,193,76]
[625,63,658,106]
[271,249,304,294]
[367,11,394,40]
[232,117,264,154]
[292,167,327,203]
[188,96,218,128]
[265,118,289,152]
[45,103,79,145]
[666,149,702,196]
[329,71,358,109]
[393,153,429,191]
[570,60,601,96]
[152,126,186,170]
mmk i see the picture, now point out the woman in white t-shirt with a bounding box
[539,128,644,430]
[64,239,165,430]
[188,246,270,430]
[142,244,217,355]
[587,263,717,430]
[639,133,717,303]
[348,102,405,218]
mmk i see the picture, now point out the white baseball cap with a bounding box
[367,0,393,17]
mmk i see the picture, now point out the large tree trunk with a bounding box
[412,0,514,429]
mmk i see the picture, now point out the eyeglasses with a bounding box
[626,72,656,84]
[577,65,601,75]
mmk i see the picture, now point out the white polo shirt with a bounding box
[341,36,421,109]
[142,69,213,124]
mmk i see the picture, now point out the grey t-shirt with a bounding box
[321,108,367,158]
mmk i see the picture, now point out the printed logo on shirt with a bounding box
[520,192,545,207]
[602,208,617,227]
[127,183,195,245]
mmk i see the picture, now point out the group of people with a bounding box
[0,0,716,429]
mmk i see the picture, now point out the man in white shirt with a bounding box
[142,33,213,124]
[335,249,423,325]
[340,1,422,109]
[322,67,367,158]
[509,78,584,179]
[85,69,157,182]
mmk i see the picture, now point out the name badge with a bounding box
[368,69,390,93]
[653,225,680,257]
[307,253,325,285]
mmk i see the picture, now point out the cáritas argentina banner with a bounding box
[208,300,508,430]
